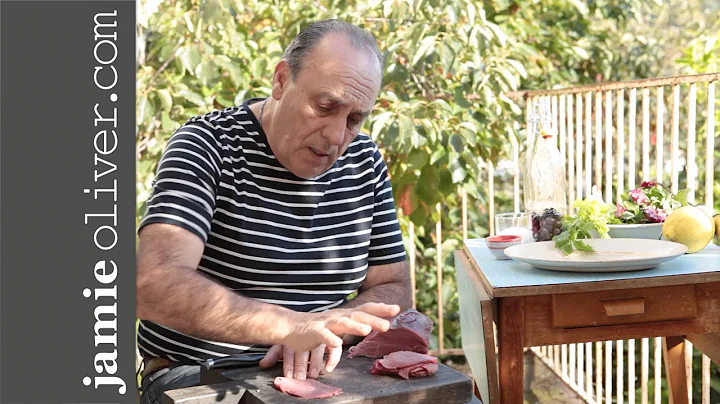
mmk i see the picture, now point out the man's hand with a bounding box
[259,344,342,380]
[257,302,399,379]
[281,302,400,353]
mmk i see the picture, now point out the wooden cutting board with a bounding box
[190,350,474,404]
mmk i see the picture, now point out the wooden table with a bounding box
[455,239,720,404]
[162,349,478,404]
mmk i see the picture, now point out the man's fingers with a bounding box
[327,317,372,337]
[283,346,295,379]
[294,350,310,380]
[348,311,392,332]
[308,345,325,379]
[259,344,283,368]
[354,302,401,318]
[319,328,344,348]
[325,345,342,373]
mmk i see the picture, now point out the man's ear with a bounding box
[271,60,291,100]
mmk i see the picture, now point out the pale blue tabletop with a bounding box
[463,239,720,297]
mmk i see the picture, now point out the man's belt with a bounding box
[142,357,175,378]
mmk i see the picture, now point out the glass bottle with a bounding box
[523,98,568,242]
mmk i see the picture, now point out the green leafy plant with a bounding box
[554,197,614,254]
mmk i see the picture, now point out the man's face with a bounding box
[267,33,382,179]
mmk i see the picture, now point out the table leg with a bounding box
[663,336,690,404]
[687,332,720,365]
[481,299,500,403]
[498,297,525,404]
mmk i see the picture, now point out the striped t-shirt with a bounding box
[137,98,407,363]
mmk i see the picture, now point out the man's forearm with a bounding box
[138,265,297,347]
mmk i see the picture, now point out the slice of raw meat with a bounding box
[273,377,342,399]
[348,309,433,358]
[369,351,439,379]
[375,351,438,370]
[397,363,438,379]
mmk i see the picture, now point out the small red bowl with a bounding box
[486,235,523,260]
[487,235,523,243]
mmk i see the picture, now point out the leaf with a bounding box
[197,60,220,86]
[409,206,428,228]
[383,0,393,18]
[371,111,394,140]
[176,88,206,108]
[430,99,453,113]
[450,161,466,183]
[184,13,195,33]
[438,169,454,196]
[412,35,436,67]
[416,166,441,205]
[398,115,414,142]
[498,67,517,90]
[251,58,268,80]
[441,42,456,76]
[157,89,173,112]
[430,147,446,164]
[574,239,594,252]
[454,87,471,109]
[505,59,527,79]
[449,134,464,153]
[161,111,177,130]
[407,149,428,170]
[486,22,507,47]
[573,46,590,60]
[234,89,249,106]
[499,93,521,115]
[179,45,203,75]
[137,95,148,123]
[459,122,477,146]
[674,188,691,206]
[215,56,245,87]
[568,0,589,15]
[467,2,476,24]
[705,37,717,54]
[200,0,225,24]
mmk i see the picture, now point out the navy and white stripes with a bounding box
[137,99,407,363]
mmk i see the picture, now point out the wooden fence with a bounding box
[419,72,719,402]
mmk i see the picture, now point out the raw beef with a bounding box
[347,308,433,358]
[372,351,438,370]
[369,351,439,379]
[398,363,438,379]
[273,377,342,399]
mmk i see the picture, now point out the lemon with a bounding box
[662,206,715,253]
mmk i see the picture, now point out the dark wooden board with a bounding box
[199,351,473,404]
[162,382,246,404]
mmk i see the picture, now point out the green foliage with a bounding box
[555,197,614,254]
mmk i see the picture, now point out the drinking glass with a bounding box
[494,212,533,243]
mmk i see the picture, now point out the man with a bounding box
[136,19,413,404]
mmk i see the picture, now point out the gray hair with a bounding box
[282,19,384,80]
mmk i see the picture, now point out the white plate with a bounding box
[503,238,688,272]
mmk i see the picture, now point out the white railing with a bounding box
[521,73,718,404]
[416,72,719,401]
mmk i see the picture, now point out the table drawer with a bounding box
[551,284,697,329]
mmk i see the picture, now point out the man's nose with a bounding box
[321,117,346,147]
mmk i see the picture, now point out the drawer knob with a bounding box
[602,298,645,316]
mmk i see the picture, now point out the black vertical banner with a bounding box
[1,1,137,403]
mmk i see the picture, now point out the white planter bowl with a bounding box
[590,223,664,240]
